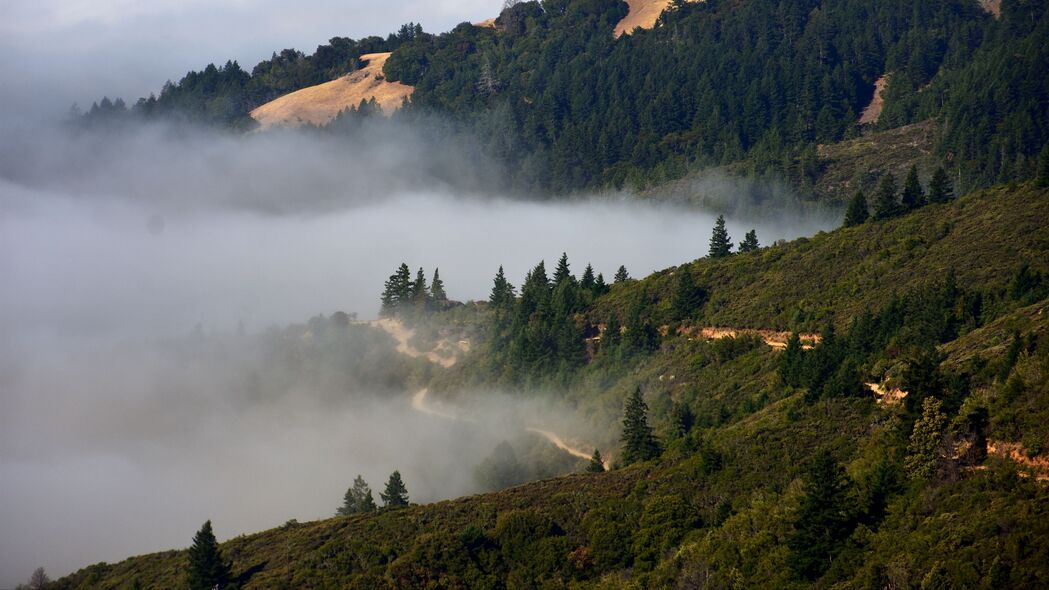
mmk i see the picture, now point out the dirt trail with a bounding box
[988,440,1049,481]
[371,318,460,368]
[865,382,907,405]
[859,75,888,125]
[376,319,608,466]
[686,326,821,350]
[614,0,671,38]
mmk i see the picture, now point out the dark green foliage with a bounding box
[381,263,413,316]
[873,173,902,220]
[337,475,377,516]
[738,229,760,253]
[587,450,606,473]
[901,164,926,211]
[187,521,232,590]
[620,387,661,465]
[1038,144,1049,188]
[614,266,630,284]
[708,215,732,258]
[843,190,870,227]
[430,268,447,303]
[489,266,516,310]
[475,441,527,490]
[670,402,695,439]
[905,397,949,479]
[927,166,954,203]
[381,471,410,508]
[553,253,573,285]
[670,266,705,320]
[788,451,856,580]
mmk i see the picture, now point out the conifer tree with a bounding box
[787,451,855,580]
[380,263,412,316]
[738,229,760,253]
[620,387,661,465]
[489,266,516,309]
[1037,144,1049,188]
[587,449,606,473]
[900,164,925,211]
[430,268,447,303]
[553,252,572,284]
[337,475,377,516]
[580,263,596,292]
[927,167,954,203]
[187,520,232,590]
[381,470,410,508]
[412,267,429,309]
[779,332,804,388]
[602,315,622,352]
[671,266,703,320]
[594,273,608,295]
[843,190,869,227]
[905,397,949,480]
[873,173,901,220]
[708,215,732,258]
[614,265,630,284]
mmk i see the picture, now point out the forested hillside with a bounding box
[54,181,1049,589]
[77,0,1049,198]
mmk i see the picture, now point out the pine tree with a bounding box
[489,266,516,309]
[412,267,429,310]
[779,332,804,388]
[738,229,760,253]
[671,266,703,320]
[381,470,410,508]
[602,315,622,352]
[872,173,901,220]
[708,215,732,258]
[553,252,572,284]
[587,449,606,473]
[900,164,925,211]
[787,451,855,580]
[337,475,377,516]
[843,190,869,227]
[927,167,954,203]
[905,397,949,479]
[614,265,630,284]
[1037,144,1049,188]
[187,520,232,590]
[380,263,412,316]
[430,268,447,303]
[671,402,696,438]
[580,263,596,292]
[594,273,609,295]
[620,387,661,465]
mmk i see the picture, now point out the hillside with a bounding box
[249,53,413,129]
[613,0,672,37]
[53,181,1049,589]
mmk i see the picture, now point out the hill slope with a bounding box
[250,53,413,129]
[54,182,1049,589]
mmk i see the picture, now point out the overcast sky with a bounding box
[0,0,495,121]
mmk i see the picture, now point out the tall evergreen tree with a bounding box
[872,173,902,220]
[738,229,760,253]
[594,273,609,295]
[1037,144,1049,188]
[670,402,696,438]
[412,267,429,309]
[489,266,516,309]
[430,268,447,303]
[905,397,949,480]
[602,315,622,352]
[381,470,410,508]
[187,520,232,590]
[843,190,869,227]
[587,449,606,473]
[614,265,630,284]
[580,263,596,292]
[901,164,925,211]
[380,263,413,316]
[620,387,661,465]
[671,266,704,320]
[927,167,954,203]
[337,475,377,516]
[787,451,855,580]
[553,252,572,284]
[708,215,732,258]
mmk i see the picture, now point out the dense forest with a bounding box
[78,0,1049,197]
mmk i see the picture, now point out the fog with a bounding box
[0,119,837,584]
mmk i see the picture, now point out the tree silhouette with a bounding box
[788,450,855,580]
[900,164,925,210]
[872,173,902,220]
[337,475,377,516]
[587,449,606,473]
[843,190,869,227]
[927,167,954,203]
[620,387,661,464]
[381,471,410,508]
[187,520,232,590]
[614,265,630,284]
[738,229,760,253]
[708,215,732,258]
[430,268,447,303]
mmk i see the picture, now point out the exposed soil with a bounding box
[859,75,888,125]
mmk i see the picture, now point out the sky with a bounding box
[0,0,495,121]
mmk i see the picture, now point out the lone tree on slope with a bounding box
[588,449,606,473]
[620,387,661,465]
[843,190,869,227]
[872,173,902,220]
[337,475,377,516]
[927,167,955,203]
[900,164,926,211]
[708,215,732,258]
[614,265,630,283]
[430,268,448,303]
[187,520,233,590]
[381,470,410,508]
[738,229,760,253]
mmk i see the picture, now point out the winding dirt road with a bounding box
[371,318,608,467]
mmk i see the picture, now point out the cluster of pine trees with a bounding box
[380,263,448,317]
[707,215,760,259]
[337,471,409,515]
[843,164,954,227]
